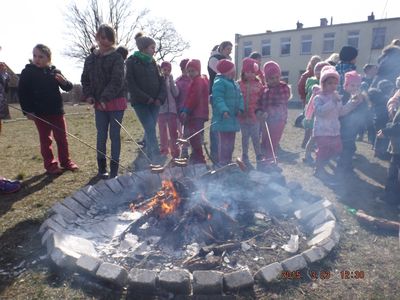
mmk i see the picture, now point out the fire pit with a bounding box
[40,163,340,296]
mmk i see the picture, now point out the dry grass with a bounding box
[0,104,399,299]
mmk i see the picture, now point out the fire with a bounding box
[133,180,181,218]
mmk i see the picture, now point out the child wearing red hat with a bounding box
[257,61,291,165]
[180,59,209,164]
[211,59,244,165]
[238,58,264,168]
[159,61,179,158]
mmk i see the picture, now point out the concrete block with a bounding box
[96,262,128,286]
[193,270,223,295]
[128,268,157,293]
[313,220,336,235]
[62,197,88,218]
[76,255,102,274]
[281,254,307,271]
[294,199,332,220]
[117,174,136,188]
[47,232,98,258]
[71,190,94,209]
[105,177,123,194]
[301,247,327,263]
[159,269,191,294]
[50,202,79,224]
[255,262,283,283]
[307,209,336,229]
[223,269,254,292]
[41,229,55,245]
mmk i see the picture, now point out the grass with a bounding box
[0,104,399,299]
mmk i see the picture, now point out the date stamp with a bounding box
[280,270,366,280]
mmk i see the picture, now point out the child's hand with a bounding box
[55,73,67,85]
[223,112,230,119]
[376,130,384,139]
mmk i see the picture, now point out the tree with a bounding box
[64,0,190,63]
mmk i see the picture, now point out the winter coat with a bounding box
[339,91,369,136]
[387,90,400,120]
[305,76,319,105]
[0,71,9,119]
[81,49,125,104]
[126,54,166,105]
[18,64,72,115]
[258,81,290,124]
[207,52,228,94]
[382,109,400,154]
[372,45,400,87]
[181,75,209,120]
[175,75,191,111]
[297,69,314,104]
[211,75,244,132]
[313,91,358,137]
[159,75,179,114]
[335,62,356,95]
[238,79,264,123]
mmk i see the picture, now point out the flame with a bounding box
[137,180,181,218]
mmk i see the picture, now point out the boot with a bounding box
[110,160,119,178]
[97,159,109,179]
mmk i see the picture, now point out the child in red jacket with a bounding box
[180,59,209,164]
[238,58,264,168]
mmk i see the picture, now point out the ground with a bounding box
[0,104,399,299]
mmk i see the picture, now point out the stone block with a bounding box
[307,209,336,229]
[248,170,273,185]
[281,254,307,271]
[313,220,336,235]
[223,269,254,292]
[62,197,88,218]
[254,262,283,284]
[94,180,113,196]
[39,217,65,234]
[117,174,136,188]
[308,226,335,247]
[41,229,55,245]
[301,247,327,263]
[50,202,79,224]
[47,232,98,258]
[50,247,79,269]
[128,268,157,293]
[71,190,94,209]
[270,195,293,212]
[193,270,223,295]
[267,182,290,196]
[294,199,332,220]
[96,262,128,286]
[287,181,302,191]
[76,255,102,274]
[319,238,336,252]
[105,177,123,194]
[82,185,104,203]
[159,269,191,295]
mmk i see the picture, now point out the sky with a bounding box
[0,0,399,84]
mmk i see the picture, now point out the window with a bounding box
[281,71,289,84]
[323,32,335,53]
[261,39,271,56]
[243,41,252,57]
[347,30,359,49]
[372,27,386,49]
[280,37,291,55]
[301,35,312,55]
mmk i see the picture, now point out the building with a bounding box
[235,13,400,101]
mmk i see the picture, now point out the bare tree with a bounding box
[64,0,190,63]
[64,0,147,61]
[145,18,190,63]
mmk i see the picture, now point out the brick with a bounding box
[255,262,283,284]
[193,270,223,295]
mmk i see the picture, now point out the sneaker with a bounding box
[0,179,21,194]
[61,161,79,171]
[46,165,63,175]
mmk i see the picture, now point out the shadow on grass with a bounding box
[0,173,55,218]
[353,154,388,187]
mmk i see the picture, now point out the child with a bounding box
[336,46,358,95]
[337,71,368,172]
[302,61,329,159]
[18,44,78,175]
[180,59,209,164]
[387,76,400,121]
[238,57,264,168]
[81,24,127,178]
[297,55,321,107]
[249,52,266,86]
[258,61,290,164]
[377,109,400,202]
[158,61,179,158]
[211,59,244,165]
[312,66,361,180]
[0,62,10,124]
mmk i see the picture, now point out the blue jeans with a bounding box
[132,103,160,160]
[95,110,124,162]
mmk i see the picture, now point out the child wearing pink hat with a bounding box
[180,59,209,164]
[312,66,362,182]
[211,59,244,165]
[238,58,264,168]
[257,61,291,165]
[159,61,179,158]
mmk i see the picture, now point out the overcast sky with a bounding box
[0,0,398,83]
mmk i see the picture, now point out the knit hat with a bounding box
[186,59,201,73]
[339,46,358,62]
[179,58,190,70]
[160,61,172,71]
[242,58,259,73]
[320,65,339,83]
[344,71,362,87]
[263,61,281,78]
[314,61,330,74]
[135,32,156,51]
[216,59,235,74]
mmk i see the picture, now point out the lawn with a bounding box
[0,104,399,299]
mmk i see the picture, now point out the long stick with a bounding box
[8,104,133,173]
[114,118,152,164]
[264,120,277,164]
[186,121,216,141]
